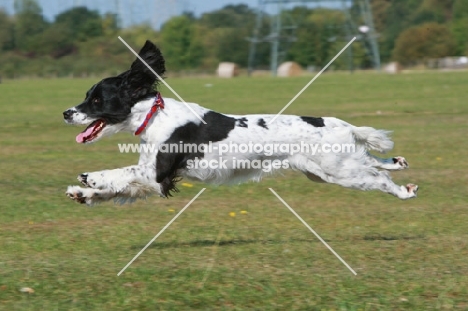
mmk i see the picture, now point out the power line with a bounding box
[247,0,381,76]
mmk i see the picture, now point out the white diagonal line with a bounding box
[268,188,357,275]
[117,188,206,276]
[199,227,224,288]
[269,37,356,124]
[118,36,207,125]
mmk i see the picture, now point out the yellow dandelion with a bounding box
[436,157,442,161]
[28,221,34,225]
[240,211,248,215]
[229,212,236,217]
[181,183,193,188]
[168,208,175,212]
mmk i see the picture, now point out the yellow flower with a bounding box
[181,183,193,188]
[240,211,248,215]
[436,157,442,161]
[229,212,236,217]
[168,208,175,212]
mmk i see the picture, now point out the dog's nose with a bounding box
[63,109,74,120]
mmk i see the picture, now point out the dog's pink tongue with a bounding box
[76,126,95,143]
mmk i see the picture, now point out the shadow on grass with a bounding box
[130,234,425,250]
[363,233,425,241]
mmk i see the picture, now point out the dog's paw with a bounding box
[392,156,409,169]
[406,183,419,196]
[78,172,106,189]
[66,186,104,206]
[78,174,89,187]
[66,186,88,204]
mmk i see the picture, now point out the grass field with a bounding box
[1,71,468,310]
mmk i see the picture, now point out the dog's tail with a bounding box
[351,126,394,153]
[322,117,394,153]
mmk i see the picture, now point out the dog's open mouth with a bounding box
[76,119,106,143]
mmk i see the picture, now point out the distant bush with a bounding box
[393,23,457,65]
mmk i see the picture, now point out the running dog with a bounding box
[63,40,418,205]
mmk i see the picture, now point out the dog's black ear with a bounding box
[121,40,166,101]
[130,40,166,79]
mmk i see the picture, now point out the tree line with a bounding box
[0,0,467,78]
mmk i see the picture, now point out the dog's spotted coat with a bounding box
[63,41,418,205]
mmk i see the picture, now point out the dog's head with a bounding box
[63,40,165,143]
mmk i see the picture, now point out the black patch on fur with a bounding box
[156,111,236,196]
[257,118,268,129]
[300,116,325,127]
[237,117,248,128]
[65,41,165,125]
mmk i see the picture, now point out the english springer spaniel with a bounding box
[63,40,418,205]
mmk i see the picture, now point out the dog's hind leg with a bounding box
[367,153,409,171]
[326,167,418,199]
[296,155,418,199]
[296,158,327,183]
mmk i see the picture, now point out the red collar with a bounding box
[134,93,165,135]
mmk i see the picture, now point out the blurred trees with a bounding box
[393,23,457,65]
[13,0,49,53]
[0,10,14,51]
[55,7,104,41]
[452,0,468,55]
[1,0,468,78]
[199,5,261,67]
[160,15,204,70]
[375,0,421,62]
[287,8,346,68]
[375,0,465,62]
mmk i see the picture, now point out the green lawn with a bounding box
[1,71,467,310]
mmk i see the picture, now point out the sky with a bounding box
[0,0,259,28]
[189,0,257,16]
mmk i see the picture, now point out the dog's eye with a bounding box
[93,98,100,104]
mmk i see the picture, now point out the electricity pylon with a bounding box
[247,0,381,76]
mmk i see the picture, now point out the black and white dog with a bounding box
[63,41,418,205]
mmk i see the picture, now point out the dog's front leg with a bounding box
[66,165,162,205]
[65,186,124,205]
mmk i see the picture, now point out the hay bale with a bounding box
[217,62,239,78]
[277,62,303,77]
[383,62,402,74]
